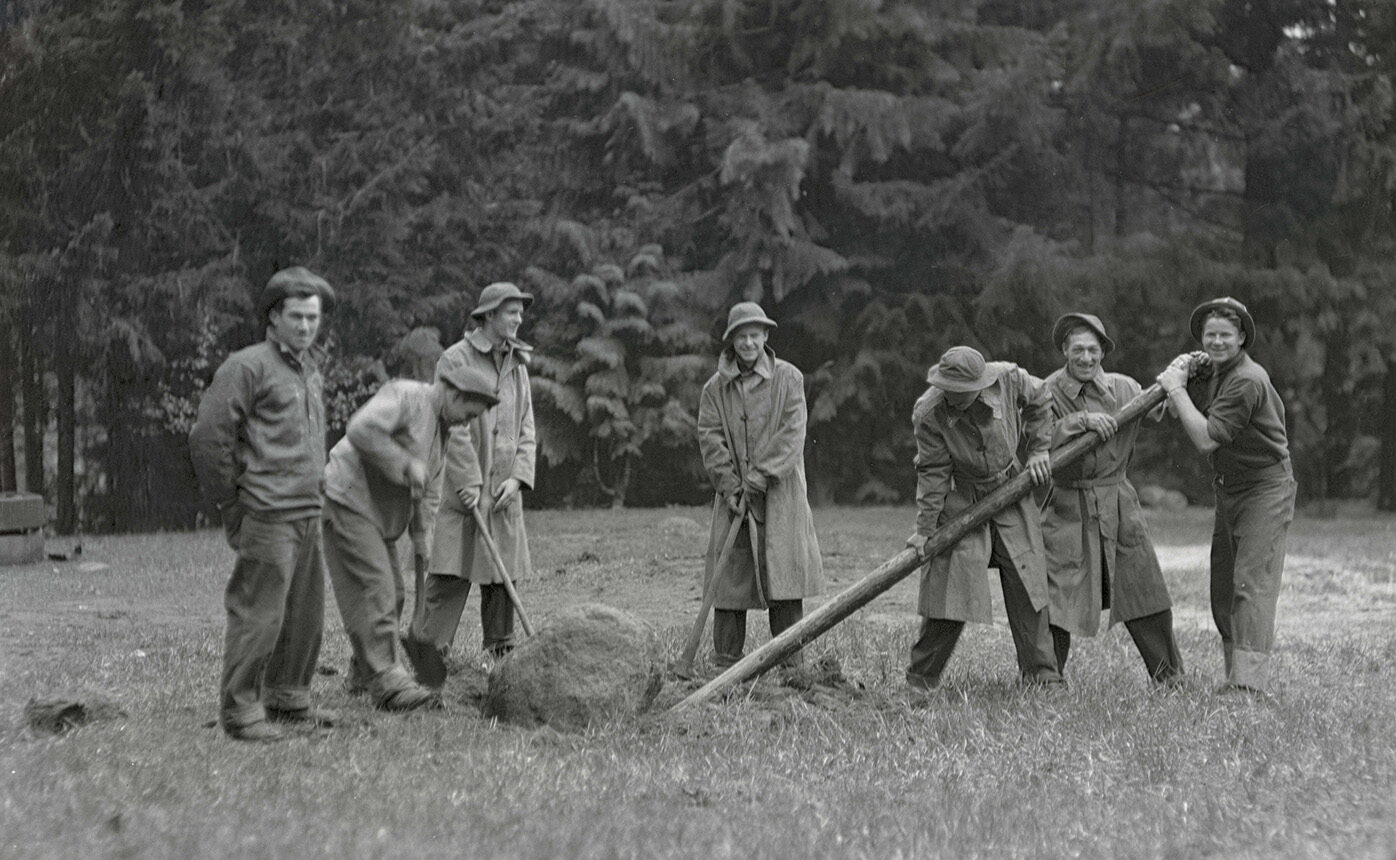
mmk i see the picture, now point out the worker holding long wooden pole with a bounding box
[903,346,1062,696]
[673,353,1203,710]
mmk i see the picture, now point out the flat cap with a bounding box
[437,361,499,407]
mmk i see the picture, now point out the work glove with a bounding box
[906,533,930,556]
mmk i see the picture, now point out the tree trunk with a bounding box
[21,310,45,496]
[55,281,77,535]
[1378,356,1396,511]
[0,323,16,493]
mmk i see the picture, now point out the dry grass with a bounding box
[1,505,1394,859]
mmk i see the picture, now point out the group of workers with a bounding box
[190,267,1295,743]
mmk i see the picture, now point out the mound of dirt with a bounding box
[482,603,664,730]
[25,695,126,735]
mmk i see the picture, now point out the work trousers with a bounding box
[907,525,1061,688]
[220,514,325,730]
[1211,462,1296,690]
[1051,610,1183,682]
[321,500,419,703]
[712,601,804,668]
[412,574,515,656]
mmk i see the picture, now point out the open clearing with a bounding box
[2,505,1395,859]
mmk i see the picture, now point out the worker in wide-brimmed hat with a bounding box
[411,282,537,666]
[1041,313,1183,686]
[696,302,824,669]
[322,363,499,713]
[904,345,1062,693]
[1157,297,1294,695]
[190,266,339,742]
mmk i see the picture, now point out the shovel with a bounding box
[673,496,748,679]
[401,503,449,688]
[471,506,535,637]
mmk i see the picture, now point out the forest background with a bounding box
[0,0,1393,534]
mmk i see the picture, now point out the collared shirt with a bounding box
[189,333,326,521]
[911,363,1051,535]
[1186,351,1289,476]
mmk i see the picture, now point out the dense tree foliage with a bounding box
[0,0,1392,531]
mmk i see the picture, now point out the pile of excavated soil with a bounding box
[482,603,664,731]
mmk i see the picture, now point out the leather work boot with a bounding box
[266,705,340,727]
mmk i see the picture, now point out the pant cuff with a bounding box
[1227,648,1271,690]
[263,687,312,711]
[220,702,267,729]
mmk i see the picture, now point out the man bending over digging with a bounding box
[321,363,498,712]
[905,346,1063,695]
[696,302,823,669]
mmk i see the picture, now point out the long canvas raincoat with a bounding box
[429,329,535,584]
[912,364,1051,622]
[1041,368,1171,636]
[697,347,823,608]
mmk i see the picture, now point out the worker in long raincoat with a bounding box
[905,346,1063,692]
[1157,297,1295,695]
[697,302,824,668]
[1041,313,1183,684]
[412,282,536,660]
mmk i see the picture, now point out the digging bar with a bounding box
[673,497,749,678]
[471,506,535,637]
[671,359,1205,711]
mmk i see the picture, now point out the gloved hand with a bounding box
[456,485,480,508]
[906,533,929,555]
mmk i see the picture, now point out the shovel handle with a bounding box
[470,506,535,637]
[675,497,748,674]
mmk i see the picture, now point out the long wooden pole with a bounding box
[674,498,749,677]
[672,375,1181,710]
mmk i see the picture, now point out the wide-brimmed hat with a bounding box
[437,362,499,407]
[1189,296,1256,346]
[471,282,534,319]
[925,346,1000,393]
[259,267,336,322]
[1052,312,1115,354]
[722,302,778,342]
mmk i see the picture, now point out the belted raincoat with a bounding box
[1041,368,1171,636]
[429,329,535,584]
[912,364,1051,622]
[697,347,823,607]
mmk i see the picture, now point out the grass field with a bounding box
[2,505,1394,859]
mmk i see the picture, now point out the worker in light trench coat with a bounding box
[904,346,1063,691]
[697,302,824,668]
[413,282,537,659]
[1041,313,1182,684]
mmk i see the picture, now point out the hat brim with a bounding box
[926,364,1001,393]
[471,293,534,319]
[1052,314,1115,354]
[1189,300,1256,346]
[722,318,777,342]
